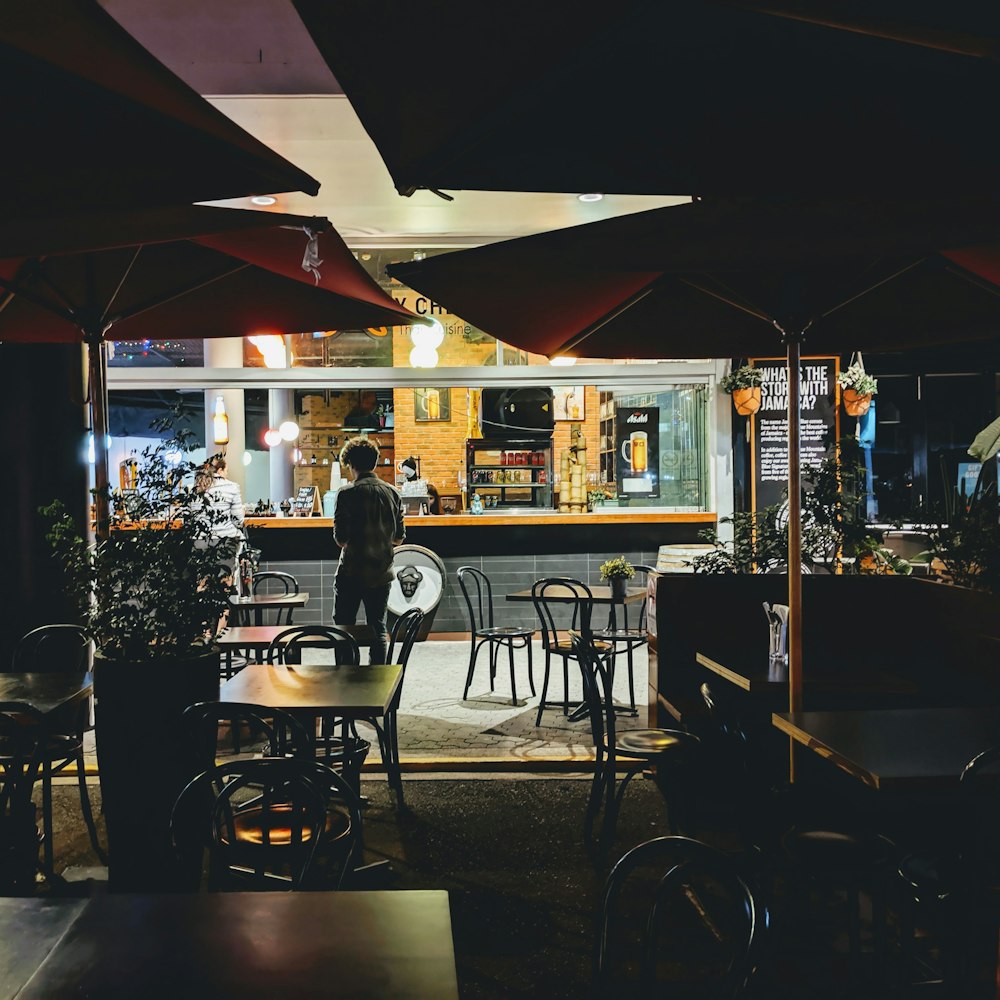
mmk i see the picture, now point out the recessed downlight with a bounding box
[251,195,277,206]
[578,193,604,203]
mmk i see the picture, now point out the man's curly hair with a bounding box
[339,435,380,472]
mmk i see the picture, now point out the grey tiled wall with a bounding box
[258,551,657,632]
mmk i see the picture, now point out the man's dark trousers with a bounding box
[334,571,391,664]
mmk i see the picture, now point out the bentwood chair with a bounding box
[250,571,301,625]
[171,757,362,891]
[8,626,105,872]
[264,627,369,790]
[457,566,535,705]
[896,746,1000,991]
[592,564,655,716]
[532,578,611,726]
[573,633,700,856]
[183,701,313,769]
[595,836,769,998]
[0,703,45,891]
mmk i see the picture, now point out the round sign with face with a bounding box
[387,544,446,616]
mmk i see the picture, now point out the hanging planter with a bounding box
[838,361,878,418]
[842,389,873,417]
[732,386,762,416]
[719,364,763,416]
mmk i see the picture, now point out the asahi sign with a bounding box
[749,357,839,511]
[615,407,660,498]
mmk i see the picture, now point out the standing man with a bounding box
[333,435,405,663]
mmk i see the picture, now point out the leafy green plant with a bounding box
[837,364,878,395]
[42,411,238,662]
[600,556,635,580]
[718,365,763,394]
[922,493,1000,592]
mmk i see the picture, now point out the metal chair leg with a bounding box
[536,650,551,726]
[525,638,536,697]
[41,758,53,876]
[507,640,517,705]
[75,747,106,864]
[462,637,481,700]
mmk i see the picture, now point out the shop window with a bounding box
[109,339,204,367]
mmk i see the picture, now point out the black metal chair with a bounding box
[896,746,1000,991]
[595,836,769,997]
[250,571,300,625]
[183,701,314,768]
[8,626,105,873]
[573,632,700,855]
[592,564,655,716]
[532,578,611,726]
[698,683,894,980]
[0,703,45,892]
[457,566,534,705]
[171,757,362,891]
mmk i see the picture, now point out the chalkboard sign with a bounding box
[749,356,839,512]
[293,485,320,516]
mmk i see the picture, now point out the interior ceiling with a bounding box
[101,0,686,247]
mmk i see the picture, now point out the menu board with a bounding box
[615,407,660,498]
[293,485,319,516]
[749,356,839,511]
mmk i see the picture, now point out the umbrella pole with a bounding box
[786,334,804,776]
[86,332,110,541]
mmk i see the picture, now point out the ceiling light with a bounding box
[578,193,604,203]
[278,420,300,442]
[242,451,253,466]
[250,195,277,206]
[263,428,282,448]
[248,334,287,369]
[549,355,577,366]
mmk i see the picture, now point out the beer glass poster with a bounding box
[615,408,660,498]
[749,356,839,511]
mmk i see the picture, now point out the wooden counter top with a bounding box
[245,511,717,529]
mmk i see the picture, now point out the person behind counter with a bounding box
[333,435,405,664]
[426,483,441,515]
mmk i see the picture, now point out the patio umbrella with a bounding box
[294,0,1000,197]
[3,0,319,218]
[0,205,417,531]
[387,195,1000,712]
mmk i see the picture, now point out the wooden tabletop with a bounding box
[773,708,1000,789]
[219,662,403,717]
[506,585,645,605]
[696,649,921,702]
[0,672,92,716]
[229,592,310,609]
[6,891,458,999]
[217,624,372,650]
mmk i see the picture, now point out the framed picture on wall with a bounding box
[414,387,451,422]
[553,386,585,421]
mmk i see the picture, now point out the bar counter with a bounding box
[243,509,715,632]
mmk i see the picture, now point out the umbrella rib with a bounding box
[106,261,253,328]
[814,257,927,320]
[941,261,1000,300]
[676,276,775,323]
[555,276,666,356]
[99,246,144,328]
[0,271,77,327]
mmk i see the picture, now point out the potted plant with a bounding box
[600,556,635,600]
[42,412,238,891]
[838,363,878,416]
[719,364,763,415]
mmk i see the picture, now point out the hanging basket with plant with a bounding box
[719,364,763,415]
[838,361,878,416]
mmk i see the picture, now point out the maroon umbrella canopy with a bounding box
[388,197,1000,360]
[295,0,1000,197]
[389,195,1000,714]
[3,0,319,218]
[0,205,415,342]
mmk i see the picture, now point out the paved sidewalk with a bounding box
[80,638,649,770]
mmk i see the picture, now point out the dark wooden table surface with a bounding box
[0,672,92,716]
[773,708,1000,789]
[229,591,310,626]
[0,898,86,1000]
[219,662,405,799]
[6,891,459,999]
[217,623,372,651]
